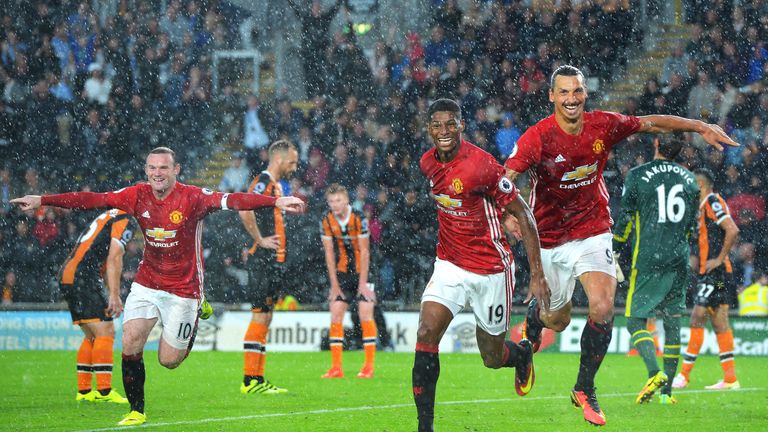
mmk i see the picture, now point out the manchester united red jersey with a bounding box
[505,111,640,248]
[420,140,519,275]
[100,182,230,299]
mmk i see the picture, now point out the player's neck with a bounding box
[267,166,281,182]
[153,182,176,200]
[436,142,460,163]
[554,113,583,135]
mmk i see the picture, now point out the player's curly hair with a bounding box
[428,98,461,120]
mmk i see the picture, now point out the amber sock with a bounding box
[680,327,704,379]
[76,338,94,393]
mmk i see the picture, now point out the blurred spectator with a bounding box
[495,112,522,160]
[243,94,270,173]
[31,207,60,248]
[218,152,250,193]
[2,270,15,304]
[661,44,690,85]
[82,63,111,105]
[286,0,343,98]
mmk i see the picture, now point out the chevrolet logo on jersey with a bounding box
[145,228,177,240]
[561,161,599,181]
[434,194,462,208]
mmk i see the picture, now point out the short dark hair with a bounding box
[428,98,461,120]
[149,147,176,163]
[694,167,715,186]
[550,65,584,88]
[657,138,685,160]
[268,139,297,158]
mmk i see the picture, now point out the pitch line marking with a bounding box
[76,387,764,431]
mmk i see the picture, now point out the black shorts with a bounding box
[694,269,735,309]
[333,272,372,304]
[248,252,285,312]
[60,279,113,324]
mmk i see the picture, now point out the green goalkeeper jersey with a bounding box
[613,159,699,272]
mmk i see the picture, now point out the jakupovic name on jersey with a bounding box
[640,163,695,184]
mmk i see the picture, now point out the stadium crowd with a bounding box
[1,0,766,310]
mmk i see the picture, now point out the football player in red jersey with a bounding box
[504,65,737,426]
[11,147,304,427]
[412,99,549,432]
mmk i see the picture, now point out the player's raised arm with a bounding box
[504,194,551,311]
[637,115,738,151]
[223,192,305,214]
[12,191,122,211]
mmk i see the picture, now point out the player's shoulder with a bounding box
[350,207,367,220]
[419,148,436,171]
[705,192,727,206]
[248,172,272,193]
[521,115,555,138]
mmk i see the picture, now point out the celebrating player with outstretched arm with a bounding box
[11,147,304,427]
[412,99,549,432]
[504,65,737,426]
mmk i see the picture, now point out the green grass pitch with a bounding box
[2,351,767,431]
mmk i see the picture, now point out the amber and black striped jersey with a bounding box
[59,209,137,285]
[247,171,286,263]
[697,192,733,275]
[320,206,369,274]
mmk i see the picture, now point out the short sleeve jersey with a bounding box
[320,206,369,274]
[505,111,641,248]
[247,171,286,263]
[697,192,733,275]
[59,209,137,284]
[613,160,699,272]
[420,140,519,275]
[103,182,229,298]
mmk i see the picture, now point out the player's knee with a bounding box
[549,316,570,332]
[589,300,614,322]
[159,356,184,369]
[416,323,441,345]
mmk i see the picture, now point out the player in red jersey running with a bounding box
[412,99,549,432]
[11,147,304,427]
[504,65,738,426]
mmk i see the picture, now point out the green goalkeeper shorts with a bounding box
[624,266,689,318]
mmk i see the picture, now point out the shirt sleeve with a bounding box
[504,127,540,173]
[482,156,519,207]
[41,186,139,214]
[320,216,332,240]
[197,187,278,213]
[358,213,370,238]
[604,111,641,148]
[708,194,731,225]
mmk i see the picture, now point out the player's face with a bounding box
[145,153,179,196]
[279,149,299,178]
[327,192,349,218]
[549,74,587,122]
[429,111,463,155]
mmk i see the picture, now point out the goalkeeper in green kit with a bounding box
[613,137,699,405]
